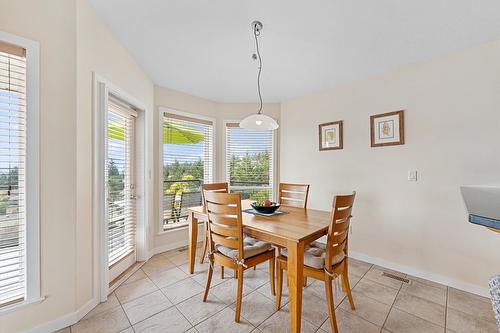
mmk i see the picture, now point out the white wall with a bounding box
[280,40,500,296]
[0,1,77,332]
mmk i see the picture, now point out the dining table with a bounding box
[187,199,332,333]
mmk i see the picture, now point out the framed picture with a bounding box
[370,110,404,147]
[319,120,343,151]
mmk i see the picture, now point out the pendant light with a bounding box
[239,21,279,130]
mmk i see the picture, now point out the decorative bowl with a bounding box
[251,202,280,214]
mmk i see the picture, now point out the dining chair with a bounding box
[278,183,310,285]
[275,192,356,333]
[278,183,310,208]
[200,182,229,264]
[203,191,276,322]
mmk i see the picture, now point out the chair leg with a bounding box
[275,260,283,310]
[203,261,214,302]
[200,227,208,264]
[254,266,256,270]
[234,269,238,278]
[269,257,276,296]
[325,275,339,333]
[342,264,355,310]
[220,266,224,279]
[303,277,308,287]
[235,267,244,323]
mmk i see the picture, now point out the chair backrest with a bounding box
[278,183,310,208]
[202,182,229,206]
[325,192,356,268]
[204,191,244,260]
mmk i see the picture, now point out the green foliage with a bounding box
[229,152,270,185]
[248,189,270,202]
[164,159,203,183]
[107,159,124,202]
[162,152,271,199]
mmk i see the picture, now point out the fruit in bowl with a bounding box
[251,200,280,214]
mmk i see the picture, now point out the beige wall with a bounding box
[153,86,280,251]
[0,1,78,332]
[280,40,500,295]
[75,0,155,310]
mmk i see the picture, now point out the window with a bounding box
[225,122,274,201]
[162,111,214,230]
[0,36,39,310]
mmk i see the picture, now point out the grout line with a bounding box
[444,286,449,330]
[303,262,374,332]
[380,272,405,331]
[113,290,134,331]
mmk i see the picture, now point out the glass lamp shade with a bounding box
[239,113,279,130]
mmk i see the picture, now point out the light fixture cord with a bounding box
[253,26,263,114]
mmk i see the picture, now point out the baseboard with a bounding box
[23,297,98,333]
[152,227,205,256]
[152,239,192,255]
[349,251,490,298]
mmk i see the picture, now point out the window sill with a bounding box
[157,220,205,235]
[0,296,45,316]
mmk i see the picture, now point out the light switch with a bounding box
[408,170,418,181]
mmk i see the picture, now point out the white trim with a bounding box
[0,31,41,310]
[93,74,151,303]
[152,225,205,256]
[158,107,216,234]
[22,297,98,333]
[108,261,145,294]
[349,251,490,298]
[0,297,44,316]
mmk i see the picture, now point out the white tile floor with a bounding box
[58,244,498,333]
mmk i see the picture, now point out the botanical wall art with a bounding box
[370,110,404,147]
[319,120,343,151]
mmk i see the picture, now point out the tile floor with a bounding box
[57,244,498,333]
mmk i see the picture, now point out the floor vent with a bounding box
[382,272,410,284]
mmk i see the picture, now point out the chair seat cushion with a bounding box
[281,241,345,269]
[216,236,272,260]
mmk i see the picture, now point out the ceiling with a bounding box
[89,0,500,102]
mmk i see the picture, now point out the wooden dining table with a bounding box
[187,199,332,333]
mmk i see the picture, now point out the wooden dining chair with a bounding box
[203,191,276,322]
[200,182,229,264]
[278,183,311,284]
[275,192,356,333]
[278,183,310,208]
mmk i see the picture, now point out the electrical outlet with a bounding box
[408,170,418,181]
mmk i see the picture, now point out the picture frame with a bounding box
[370,110,404,147]
[319,120,343,151]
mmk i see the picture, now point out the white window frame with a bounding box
[223,119,277,201]
[0,31,41,314]
[158,107,216,234]
[94,74,150,302]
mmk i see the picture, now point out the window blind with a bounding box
[0,42,27,306]
[225,123,274,201]
[162,113,213,229]
[106,97,137,266]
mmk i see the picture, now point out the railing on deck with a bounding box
[161,179,272,230]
